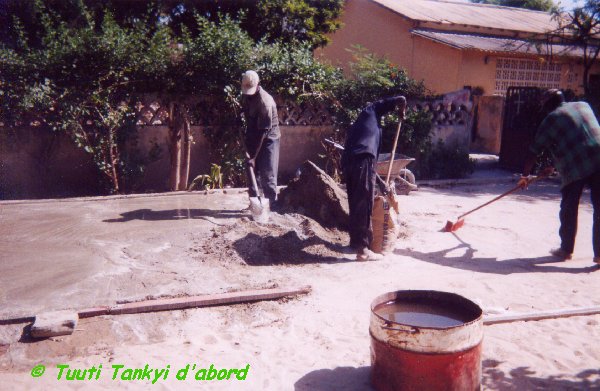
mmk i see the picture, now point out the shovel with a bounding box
[245,154,270,222]
[385,120,403,186]
[246,154,262,206]
[443,175,547,232]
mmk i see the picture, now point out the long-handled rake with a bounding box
[443,175,546,232]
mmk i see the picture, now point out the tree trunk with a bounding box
[178,108,192,190]
[108,129,120,194]
[583,64,591,99]
[168,102,182,191]
[109,149,120,193]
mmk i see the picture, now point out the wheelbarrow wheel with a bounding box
[394,169,417,195]
[399,168,416,185]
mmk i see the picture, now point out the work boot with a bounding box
[550,248,573,261]
[356,247,383,262]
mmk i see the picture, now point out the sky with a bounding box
[450,0,585,10]
[557,0,584,10]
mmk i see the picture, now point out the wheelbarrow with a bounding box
[376,153,417,195]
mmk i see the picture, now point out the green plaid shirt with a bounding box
[530,102,600,187]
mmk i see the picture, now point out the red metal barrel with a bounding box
[370,290,483,391]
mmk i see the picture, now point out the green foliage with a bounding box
[470,0,557,11]
[251,42,342,99]
[188,163,223,191]
[420,141,475,180]
[0,2,255,193]
[250,0,344,48]
[203,121,247,187]
[381,110,434,178]
[0,1,150,193]
[163,0,344,49]
[328,46,427,128]
[168,14,254,96]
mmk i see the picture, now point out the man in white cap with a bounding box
[240,70,281,208]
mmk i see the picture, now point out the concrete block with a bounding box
[31,310,78,338]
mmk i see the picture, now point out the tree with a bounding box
[470,0,557,11]
[0,1,149,193]
[1,0,346,192]
[159,0,344,49]
[0,1,254,192]
[549,0,600,98]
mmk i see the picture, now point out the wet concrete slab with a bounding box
[0,191,249,319]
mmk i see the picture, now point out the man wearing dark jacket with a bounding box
[343,95,407,261]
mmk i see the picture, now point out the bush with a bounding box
[420,141,475,180]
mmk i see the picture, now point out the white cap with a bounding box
[241,70,259,95]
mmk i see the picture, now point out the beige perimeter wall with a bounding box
[0,125,332,200]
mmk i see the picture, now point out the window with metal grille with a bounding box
[494,58,562,96]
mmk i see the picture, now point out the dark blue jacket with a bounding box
[343,96,402,162]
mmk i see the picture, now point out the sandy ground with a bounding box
[0,180,599,390]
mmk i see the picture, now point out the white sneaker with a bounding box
[356,248,383,262]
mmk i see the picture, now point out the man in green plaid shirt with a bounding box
[520,90,600,267]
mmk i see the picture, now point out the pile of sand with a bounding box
[198,213,350,265]
[278,161,349,230]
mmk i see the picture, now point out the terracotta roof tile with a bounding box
[372,0,557,33]
[411,29,586,58]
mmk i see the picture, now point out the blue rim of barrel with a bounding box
[370,290,483,354]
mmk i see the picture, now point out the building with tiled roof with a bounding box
[318,0,599,96]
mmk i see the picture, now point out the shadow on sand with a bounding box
[102,208,242,223]
[482,360,600,390]
[294,362,600,391]
[394,233,598,275]
[294,366,373,391]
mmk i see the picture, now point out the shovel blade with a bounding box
[249,197,270,223]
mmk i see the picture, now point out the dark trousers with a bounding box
[247,136,280,203]
[559,169,600,257]
[344,154,376,249]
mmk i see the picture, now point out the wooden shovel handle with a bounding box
[385,120,402,186]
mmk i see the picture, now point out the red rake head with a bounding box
[443,219,465,232]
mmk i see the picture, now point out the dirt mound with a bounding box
[196,213,350,266]
[278,161,349,230]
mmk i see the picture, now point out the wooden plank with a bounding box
[78,307,110,318]
[484,306,600,325]
[108,286,312,315]
[0,315,34,325]
[0,286,311,325]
